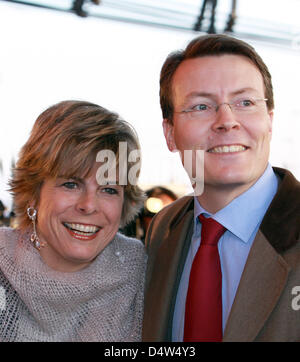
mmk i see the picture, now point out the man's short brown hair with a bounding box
[160,34,274,122]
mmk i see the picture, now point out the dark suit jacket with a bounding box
[143,168,300,341]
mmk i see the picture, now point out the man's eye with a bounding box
[239,99,255,107]
[193,104,209,111]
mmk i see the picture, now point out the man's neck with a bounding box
[196,181,257,214]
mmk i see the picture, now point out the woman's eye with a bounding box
[62,182,78,190]
[102,187,118,195]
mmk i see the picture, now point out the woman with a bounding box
[0,100,146,341]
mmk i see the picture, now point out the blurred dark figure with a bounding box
[194,0,218,34]
[224,0,237,32]
[9,210,17,228]
[121,186,178,243]
[194,0,238,34]
[71,0,101,17]
[0,201,16,228]
[0,200,4,226]
[141,187,178,238]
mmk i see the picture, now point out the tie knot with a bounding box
[198,214,226,246]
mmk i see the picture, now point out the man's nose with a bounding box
[212,103,240,132]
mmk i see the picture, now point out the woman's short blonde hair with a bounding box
[10,100,145,230]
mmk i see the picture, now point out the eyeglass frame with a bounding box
[174,98,268,119]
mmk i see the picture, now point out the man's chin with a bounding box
[204,171,258,191]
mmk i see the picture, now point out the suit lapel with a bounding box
[223,230,290,341]
[164,208,194,339]
[144,204,194,341]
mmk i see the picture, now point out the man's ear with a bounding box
[162,118,178,152]
[268,109,274,139]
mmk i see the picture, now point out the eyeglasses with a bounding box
[174,98,268,121]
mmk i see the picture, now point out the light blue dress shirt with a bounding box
[172,164,279,341]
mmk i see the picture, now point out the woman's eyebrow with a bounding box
[57,175,84,183]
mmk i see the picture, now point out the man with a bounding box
[143,34,300,342]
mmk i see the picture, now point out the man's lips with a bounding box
[207,144,248,153]
[63,222,101,240]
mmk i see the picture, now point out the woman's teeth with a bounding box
[64,223,100,235]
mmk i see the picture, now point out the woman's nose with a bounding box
[76,191,98,214]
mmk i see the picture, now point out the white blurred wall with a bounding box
[0,1,299,210]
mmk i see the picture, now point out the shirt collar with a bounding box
[194,164,279,243]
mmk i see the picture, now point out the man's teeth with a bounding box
[64,223,100,234]
[208,145,246,153]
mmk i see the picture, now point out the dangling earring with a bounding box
[27,207,46,250]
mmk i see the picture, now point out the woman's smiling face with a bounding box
[35,163,124,272]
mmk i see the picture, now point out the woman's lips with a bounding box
[63,222,101,241]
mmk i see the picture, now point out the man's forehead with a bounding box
[175,54,261,77]
[172,55,264,98]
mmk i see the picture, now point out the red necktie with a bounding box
[184,214,226,342]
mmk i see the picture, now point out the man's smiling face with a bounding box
[163,54,273,196]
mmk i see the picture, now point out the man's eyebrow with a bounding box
[184,91,214,100]
[184,88,259,100]
[230,87,259,96]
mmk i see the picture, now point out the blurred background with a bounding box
[0,0,300,235]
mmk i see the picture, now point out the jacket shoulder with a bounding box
[153,195,192,221]
[261,167,300,253]
[145,196,193,249]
